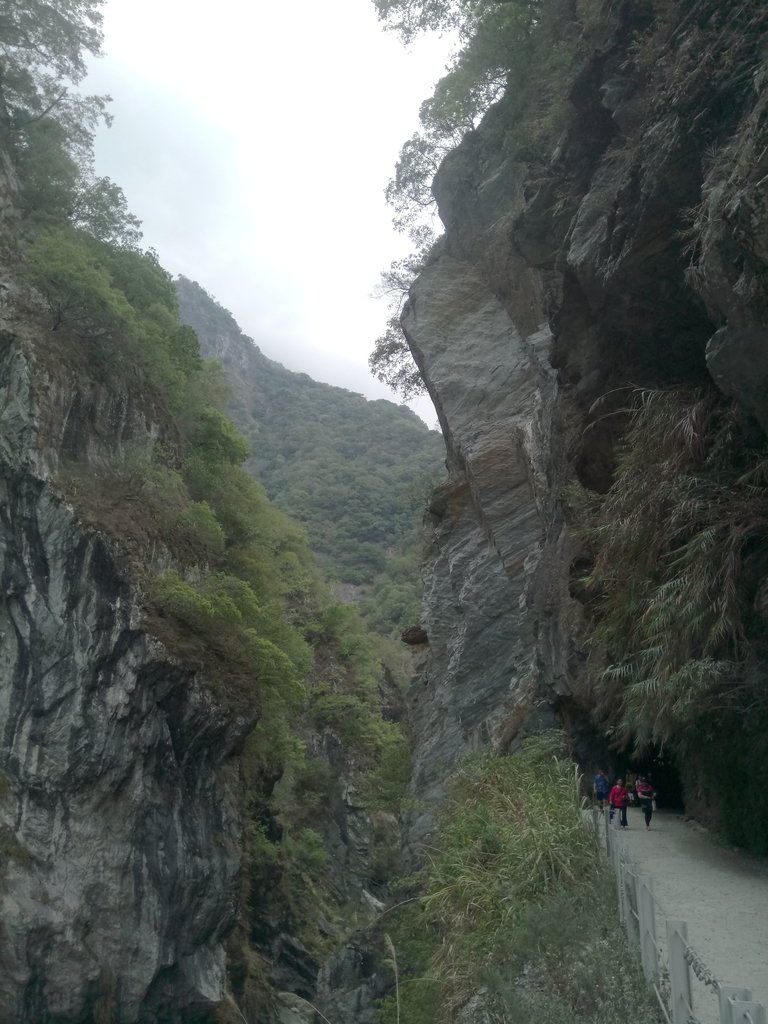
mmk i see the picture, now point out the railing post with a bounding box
[720,987,752,1024]
[667,919,693,1024]
[615,844,625,924]
[605,806,611,857]
[638,874,658,984]
[726,998,766,1024]
[624,867,640,947]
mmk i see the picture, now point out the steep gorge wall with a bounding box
[0,313,404,1022]
[403,258,571,842]
[0,328,246,1022]
[405,0,768,822]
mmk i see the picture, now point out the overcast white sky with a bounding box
[84,0,453,423]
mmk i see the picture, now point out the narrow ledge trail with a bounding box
[613,809,768,1024]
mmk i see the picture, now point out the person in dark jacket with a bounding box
[635,776,657,830]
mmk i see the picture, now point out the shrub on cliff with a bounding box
[24,226,134,334]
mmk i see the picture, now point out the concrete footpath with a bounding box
[611,809,768,1023]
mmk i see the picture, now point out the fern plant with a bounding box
[578,387,768,751]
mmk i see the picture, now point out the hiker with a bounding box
[625,771,637,804]
[609,778,631,829]
[635,775,657,831]
[593,768,610,810]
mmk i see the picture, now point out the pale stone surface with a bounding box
[277,991,319,1024]
[402,254,569,842]
[616,811,768,1024]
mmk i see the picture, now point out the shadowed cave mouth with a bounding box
[625,747,684,812]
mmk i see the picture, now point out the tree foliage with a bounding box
[368,230,438,401]
[0,0,110,159]
[384,131,451,232]
[24,225,134,332]
[371,0,574,404]
[15,115,141,245]
[375,0,545,233]
[368,314,426,399]
[0,0,104,85]
[1,0,142,256]
[578,388,768,752]
[373,0,539,44]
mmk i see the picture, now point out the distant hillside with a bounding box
[176,277,444,601]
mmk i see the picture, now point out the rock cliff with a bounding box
[404,0,768,824]
[0,326,246,1022]
[0,281,408,1022]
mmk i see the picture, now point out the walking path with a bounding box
[613,809,768,1024]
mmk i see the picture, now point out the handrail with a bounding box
[595,810,767,1024]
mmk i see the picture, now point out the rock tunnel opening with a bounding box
[627,746,685,813]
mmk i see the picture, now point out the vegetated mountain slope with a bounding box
[177,276,444,592]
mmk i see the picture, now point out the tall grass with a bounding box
[378,734,660,1023]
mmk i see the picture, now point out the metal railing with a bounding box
[598,810,767,1024]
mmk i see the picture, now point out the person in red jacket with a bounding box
[635,775,657,830]
[609,778,631,829]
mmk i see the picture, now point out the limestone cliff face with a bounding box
[405,0,768,817]
[403,258,570,839]
[0,329,246,1023]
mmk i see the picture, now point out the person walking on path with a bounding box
[635,775,657,830]
[625,771,637,805]
[609,778,631,829]
[593,768,609,810]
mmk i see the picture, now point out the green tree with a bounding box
[384,131,449,231]
[0,0,107,151]
[72,176,142,247]
[24,225,134,332]
[378,0,543,231]
[177,276,444,592]
[369,228,436,399]
[1,0,142,252]
[14,117,78,223]
[372,0,581,405]
[373,0,496,43]
[187,408,250,466]
[368,314,426,399]
[15,114,141,246]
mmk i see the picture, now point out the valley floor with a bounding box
[610,810,768,1024]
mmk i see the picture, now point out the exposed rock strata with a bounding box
[0,333,246,1023]
[402,256,567,838]
[405,0,768,827]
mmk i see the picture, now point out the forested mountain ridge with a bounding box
[176,276,444,593]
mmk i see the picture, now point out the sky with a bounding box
[83,0,454,424]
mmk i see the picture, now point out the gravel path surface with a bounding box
[611,809,768,1024]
